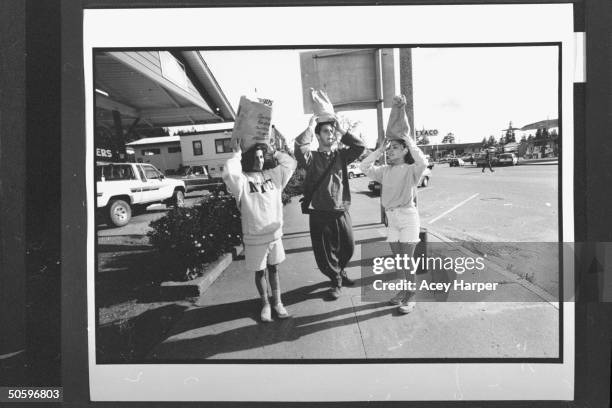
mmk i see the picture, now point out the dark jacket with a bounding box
[295,129,365,212]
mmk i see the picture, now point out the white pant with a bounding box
[385,206,420,243]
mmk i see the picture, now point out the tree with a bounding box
[542,127,550,139]
[550,129,558,140]
[499,134,506,145]
[505,129,516,143]
[441,132,455,144]
[535,128,543,140]
[520,135,527,144]
[487,135,496,147]
[417,136,430,145]
[481,137,487,147]
[527,134,534,142]
[336,113,362,134]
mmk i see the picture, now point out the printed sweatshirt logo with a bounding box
[248,178,275,194]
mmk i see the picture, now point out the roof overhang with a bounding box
[94,51,236,129]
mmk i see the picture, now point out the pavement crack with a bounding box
[350,295,369,359]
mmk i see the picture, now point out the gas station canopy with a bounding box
[95,51,235,129]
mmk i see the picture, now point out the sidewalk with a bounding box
[148,200,560,361]
[519,158,559,165]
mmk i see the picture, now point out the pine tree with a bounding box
[535,128,543,140]
[487,135,496,147]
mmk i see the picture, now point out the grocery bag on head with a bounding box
[232,96,273,151]
[385,95,411,141]
[310,88,335,123]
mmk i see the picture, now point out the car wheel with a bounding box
[348,172,354,179]
[172,189,185,208]
[108,199,131,227]
[421,176,429,187]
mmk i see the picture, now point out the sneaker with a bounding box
[329,286,343,300]
[398,293,416,314]
[340,270,355,286]
[273,303,290,319]
[388,291,407,306]
[260,303,272,322]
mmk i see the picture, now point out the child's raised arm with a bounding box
[360,146,385,183]
[404,136,428,186]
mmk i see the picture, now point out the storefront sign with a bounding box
[416,129,439,137]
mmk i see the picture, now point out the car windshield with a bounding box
[175,166,191,176]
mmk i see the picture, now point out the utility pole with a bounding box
[399,48,415,140]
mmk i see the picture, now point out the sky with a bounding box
[176,46,559,148]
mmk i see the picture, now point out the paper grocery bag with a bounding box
[310,88,335,123]
[385,95,411,141]
[232,96,273,151]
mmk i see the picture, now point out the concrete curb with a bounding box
[160,252,233,298]
[426,229,559,307]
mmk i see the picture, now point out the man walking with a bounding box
[482,150,495,173]
[295,115,365,299]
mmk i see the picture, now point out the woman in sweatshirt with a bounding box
[360,96,428,314]
[222,136,297,322]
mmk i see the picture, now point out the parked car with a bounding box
[96,162,186,227]
[368,164,433,194]
[449,158,465,167]
[347,162,365,178]
[497,153,519,166]
[461,154,475,165]
[167,165,226,192]
[475,153,499,168]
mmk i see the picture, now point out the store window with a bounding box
[215,138,232,154]
[168,146,181,153]
[192,141,203,156]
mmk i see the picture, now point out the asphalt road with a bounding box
[96,190,210,238]
[347,162,559,242]
[99,163,559,243]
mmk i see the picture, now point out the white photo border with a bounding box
[85,4,575,401]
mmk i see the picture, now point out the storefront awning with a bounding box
[95,51,235,129]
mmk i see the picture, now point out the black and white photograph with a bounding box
[84,4,577,402]
[95,45,562,363]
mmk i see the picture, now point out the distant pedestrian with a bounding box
[295,114,365,300]
[482,150,495,173]
[360,95,428,314]
[223,136,297,322]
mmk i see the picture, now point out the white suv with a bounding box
[96,163,186,227]
[347,162,364,178]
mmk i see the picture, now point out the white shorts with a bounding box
[244,239,286,272]
[385,206,420,243]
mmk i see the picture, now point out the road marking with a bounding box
[428,193,479,225]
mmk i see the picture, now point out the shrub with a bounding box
[147,191,242,281]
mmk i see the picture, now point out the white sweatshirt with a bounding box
[360,137,428,210]
[222,151,296,245]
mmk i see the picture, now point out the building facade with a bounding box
[179,129,235,178]
[126,136,182,173]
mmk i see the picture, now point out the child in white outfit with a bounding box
[360,95,428,314]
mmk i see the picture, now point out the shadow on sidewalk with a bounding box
[149,297,394,360]
[98,304,188,363]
